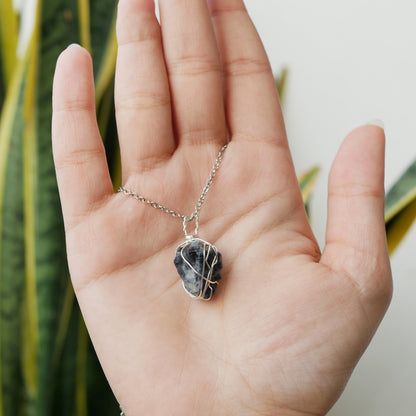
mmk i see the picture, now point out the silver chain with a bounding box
[118,144,228,236]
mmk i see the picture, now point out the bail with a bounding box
[182,214,199,237]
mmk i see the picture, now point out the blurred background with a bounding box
[243,0,416,414]
[0,0,415,414]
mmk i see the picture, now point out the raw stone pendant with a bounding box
[174,237,222,300]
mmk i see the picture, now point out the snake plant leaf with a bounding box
[98,78,122,189]
[86,337,120,415]
[22,31,41,416]
[52,281,75,372]
[0,0,19,114]
[75,319,89,416]
[0,48,5,113]
[78,0,92,52]
[34,0,81,413]
[0,52,5,111]
[275,67,288,101]
[0,0,18,88]
[298,166,320,216]
[51,298,80,416]
[90,0,117,102]
[385,160,416,254]
[0,52,29,415]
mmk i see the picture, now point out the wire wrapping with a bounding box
[175,238,222,300]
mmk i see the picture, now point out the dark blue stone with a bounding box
[174,239,222,300]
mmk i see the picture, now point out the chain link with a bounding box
[118,144,228,236]
[118,187,185,219]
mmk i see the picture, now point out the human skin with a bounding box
[51,0,392,415]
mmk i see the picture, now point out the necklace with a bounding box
[118,144,228,301]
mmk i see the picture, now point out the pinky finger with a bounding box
[52,45,113,231]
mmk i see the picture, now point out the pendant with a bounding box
[174,236,222,300]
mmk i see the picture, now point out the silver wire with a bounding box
[176,237,219,301]
[118,144,227,237]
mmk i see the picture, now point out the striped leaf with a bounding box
[0,0,18,89]
[0,50,30,415]
[34,0,81,412]
[276,67,288,101]
[0,49,5,111]
[51,297,79,416]
[385,161,416,254]
[298,166,320,216]
[22,27,41,415]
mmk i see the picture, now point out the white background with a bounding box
[242,0,416,415]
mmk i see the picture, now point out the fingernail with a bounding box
[367,119,385,130]
[66,43,81,50]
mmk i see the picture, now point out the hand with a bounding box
[52,0,392,415]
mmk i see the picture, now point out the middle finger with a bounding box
[159,0,227,148]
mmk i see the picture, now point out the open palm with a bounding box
[52,0,392,415]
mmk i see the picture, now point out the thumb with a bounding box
[321,122,392,318]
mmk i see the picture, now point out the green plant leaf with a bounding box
[385,161,416,254]
[86,337,120,415]
[275,67,288,101]
[0,53,29,415]
[75,319,88,416]
[52,281,75,370]
[0,41,5,112]
[0,0,18,88]
[98,78,121,189]
[34,0,81,413]
[78,0,92,52]
[22,31,41,414]
[298,166,320,216]
[51,298,80,416]
[90,0,117,102]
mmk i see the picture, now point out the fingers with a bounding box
[207,0,287,147]
[159,0,227,147]
[321,124,392,309]
[115,0,175,178]
[52,45,113,231]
